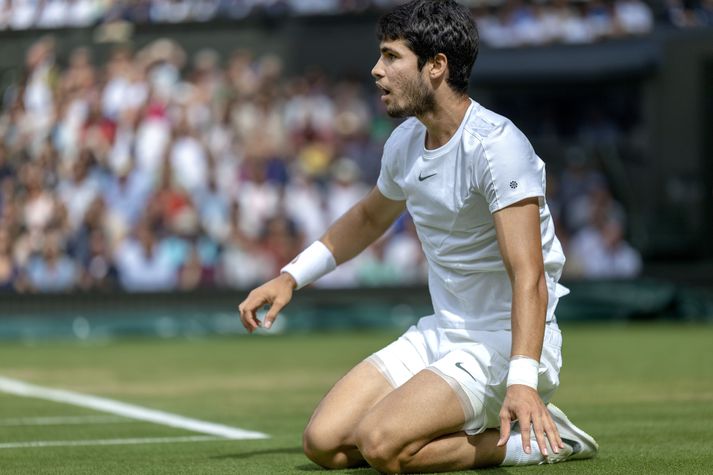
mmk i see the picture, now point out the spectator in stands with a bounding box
[355,236,402,287]
[8,0,36,30]
[58,150,100,231]
[558,147,608,233]
[2,0,704,38]
[178,240,216,290]
[567,216,642,279]
[168,116,210,193]
[696,0,713,24]
[259,213,304,277]
[282,166,327,243]
[0,146,15,187]
[221,201,274,288]
[585,0,616,39]
[237,155,281,239]
[26,231,78,292]
[614,0,654,34]
[566,183,626,238]
[474,6,520,48]
[102,159,153,238]
[0,31,651,293]
[665,0,705,26]
[150,0,192,23]
[114,219,177,291]
[0,226,21,291]
[21,163,57,238]
[560,1,598,43]
[194,169,231,243]
[37,0,68,29]
[382,215,428,285]
[1,189,24,254]
[78,230,119,291]
[325,157,369,225]
[70,196,109,265]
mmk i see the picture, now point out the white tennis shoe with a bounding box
[507,403,598,465]
[547,403,599,461]
[509,420,573,465]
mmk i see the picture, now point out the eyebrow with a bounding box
[380,46,399,56]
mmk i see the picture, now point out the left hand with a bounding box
[496,384,564,457]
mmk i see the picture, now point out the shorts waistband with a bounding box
[428,315,562,347]
[431,316,560,332]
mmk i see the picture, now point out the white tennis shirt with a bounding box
[377,100,568,330]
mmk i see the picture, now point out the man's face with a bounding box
[372,39,436,118]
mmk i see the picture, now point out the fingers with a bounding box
[238,291,265,333]
[238,276,295,333]
[544,410,564,452]
[531,413,548,456]
[519,413,532,454]
[238,303,259,333]
[529,407,565,458]
[497,412,512,446]
[262,298,286,329]
[238,285,291,332]
[500,387,565,460]
[523,404,567,457]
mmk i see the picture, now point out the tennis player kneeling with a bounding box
[239,1,598,472]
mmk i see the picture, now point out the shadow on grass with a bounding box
[211,446,304,459]
[294,463,377,473]
[294,463,326,472]
[467,469,512,474]
[294,463,513,474]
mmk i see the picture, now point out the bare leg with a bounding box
[303,360,394,469]
[397,430,504,472]
[355,370,505,473]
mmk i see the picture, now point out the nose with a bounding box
[371,57,384,80]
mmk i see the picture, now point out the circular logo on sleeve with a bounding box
[510,181,518,189]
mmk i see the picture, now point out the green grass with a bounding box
[0,324,712,474]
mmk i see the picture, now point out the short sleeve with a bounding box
[376,135,406,201]
[473,122,545,214]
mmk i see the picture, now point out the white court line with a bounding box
[0,376,268,440]
[0,435,223,449]
[0,415,130,426]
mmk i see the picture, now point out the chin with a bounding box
[386,106,411,119]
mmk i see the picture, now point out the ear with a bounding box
[428,53,448,81]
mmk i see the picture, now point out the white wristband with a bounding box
[506,356,539,390]
[280,241,336,290]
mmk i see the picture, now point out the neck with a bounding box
[418,92,471,150]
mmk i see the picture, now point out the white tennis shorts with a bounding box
[366,314,563,435]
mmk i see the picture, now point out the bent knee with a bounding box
[303,423,352,469]
[355,423,408,473]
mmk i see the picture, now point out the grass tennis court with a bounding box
[0,324,712,474]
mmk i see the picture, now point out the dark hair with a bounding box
[377,0,479,95]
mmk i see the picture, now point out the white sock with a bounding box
[500,432,544,466]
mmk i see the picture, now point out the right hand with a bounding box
[497,384,563,457]
[238,272,296,333]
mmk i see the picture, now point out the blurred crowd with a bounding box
[474,0,656,47]
[0,37,640,294]
[546,147,642,280]
[0,0,711,44]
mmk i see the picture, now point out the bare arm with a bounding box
[321,187,407,265]
[493,197,548,362]
[493,197,563,457]
[238,187,405,332]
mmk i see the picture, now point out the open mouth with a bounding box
[376,84,391,97]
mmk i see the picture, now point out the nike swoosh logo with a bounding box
[455,362,478,382]
[418,172,437,182]
[561,437,582,454]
